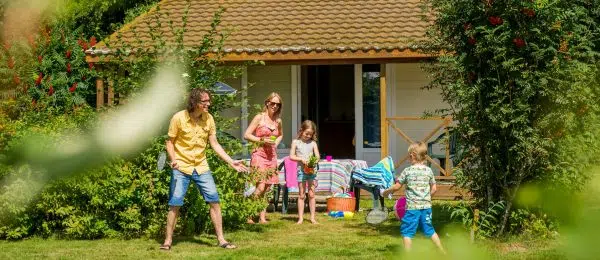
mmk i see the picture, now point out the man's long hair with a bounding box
[187,88,211,113]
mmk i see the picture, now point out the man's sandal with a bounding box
[218,242,237,249]
[159,244,171,250]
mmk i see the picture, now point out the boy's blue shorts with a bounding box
[400,208,436,238]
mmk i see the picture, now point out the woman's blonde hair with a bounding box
[408,142,428,164]
[297,120,318,141]
[262,92,283,118]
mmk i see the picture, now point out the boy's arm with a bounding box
[430,183,437,195]
[382,183,402,198]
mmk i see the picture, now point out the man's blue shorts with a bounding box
[168,169,220,206]
[400,208,436,238]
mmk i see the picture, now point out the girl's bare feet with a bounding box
[296,219,303,224]
[247,218,256,224]
[259,220,269,224]
[310,219,319,224]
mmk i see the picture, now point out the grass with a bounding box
[0,200,564,260]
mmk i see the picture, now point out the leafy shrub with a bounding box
[509,208,558,240]
[450,201,505,239]
[424,0,600,236]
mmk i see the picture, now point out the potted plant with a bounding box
[303,154,319,174]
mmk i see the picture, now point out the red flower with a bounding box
[467,37,477,45]
[13,75,20,85]
[88,62,94,70]
[35,73,43,85]
[66,50,72,59]
[90,36,97,47]
[463,23,473,31]
[488,16,503,26]
[38,55,43,63]
[48,85,54,96]
[513,37,526,48]
[69,82,77,93]
[7,57,14,69]
[78,39,89,51]
[3,42,10,51]
[67,63,71,73]
[82,75,87,81]
[522,8,535,17]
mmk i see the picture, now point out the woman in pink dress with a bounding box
[244,92,283,224]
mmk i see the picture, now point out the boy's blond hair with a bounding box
[408,142,428,164]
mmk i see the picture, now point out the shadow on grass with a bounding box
[151,220,276,248]
[345,202,460,238]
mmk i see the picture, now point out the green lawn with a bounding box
[0,201,564,259]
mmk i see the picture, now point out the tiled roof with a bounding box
[89,0,431,61]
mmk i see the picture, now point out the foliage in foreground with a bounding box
[0,2,264,239]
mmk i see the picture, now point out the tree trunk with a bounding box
[496,180,521,237]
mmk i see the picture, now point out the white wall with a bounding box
[392,63,449,173]
[247,65,293,150]
[220,77,242,139]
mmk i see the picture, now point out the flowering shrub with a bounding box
[423,0,600,236]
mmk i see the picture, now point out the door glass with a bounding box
[362,64,381,148]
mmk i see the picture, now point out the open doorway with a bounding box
[301,65,355,159]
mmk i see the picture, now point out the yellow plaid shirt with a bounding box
[168,110,216,175]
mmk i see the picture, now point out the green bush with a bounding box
[0,2,266,240]
[509,209,558,240]
[424,0,600,237]
[0,110,265,239]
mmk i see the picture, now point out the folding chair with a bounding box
[273,156,308,214]
[349,156,396,211]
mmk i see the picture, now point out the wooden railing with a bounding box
[385,116,455,179]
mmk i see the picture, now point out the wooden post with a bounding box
[107,79,114,106]
[96,77,104,109]
[444,119,451,176]
[380,64,388,159]
[471,209,480,243]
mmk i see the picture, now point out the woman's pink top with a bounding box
[250,114,280,184]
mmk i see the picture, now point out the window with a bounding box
[362,64,381,148]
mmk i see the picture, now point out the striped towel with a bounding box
[351,156,396,189]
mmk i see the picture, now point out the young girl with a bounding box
[244,92,283,224]
[289,120,320,224]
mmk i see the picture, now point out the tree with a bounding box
[423,0,600,236]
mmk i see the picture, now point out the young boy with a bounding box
[383,142,445,254]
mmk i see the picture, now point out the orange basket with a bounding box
[326,197,356,212]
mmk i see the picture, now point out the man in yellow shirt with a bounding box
[160,88,247,250]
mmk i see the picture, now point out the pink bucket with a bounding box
[394,197,407,220]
